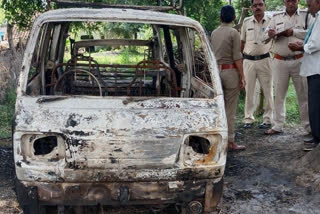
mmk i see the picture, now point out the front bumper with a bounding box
[16,178,223,212]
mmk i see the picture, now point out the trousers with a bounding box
[307,74,320,140]
[272,58,310,133]
[243,57,273,124]
[220,68,240,142]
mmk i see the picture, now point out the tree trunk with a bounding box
[6,23,23,87]
[46,0,52,10]
[7,24,16,55]
[6,24,18,86]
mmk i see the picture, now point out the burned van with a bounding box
[13,5,227,214]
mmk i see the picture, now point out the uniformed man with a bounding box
[289,0,320,150]
[211,5,246,151]
[241,0,273,129]
[265,0,312,135]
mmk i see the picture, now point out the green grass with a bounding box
[90,51,145,65]
[285,80,300,124]
[64,49,146,65]
[237,80,300,126]
[0,88,16,138]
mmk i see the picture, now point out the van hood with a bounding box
[15,96,227,136]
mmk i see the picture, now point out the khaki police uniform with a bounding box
[210,23,243,142]
[268,9,313,133]
[241,15,273,125]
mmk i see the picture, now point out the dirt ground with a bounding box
[220,125,320,214]
[0,125,320,214]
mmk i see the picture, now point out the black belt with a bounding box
[243,53,270,61]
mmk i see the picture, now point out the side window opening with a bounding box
[192,31,212,86]
[26,24,49,96]
[189,29,214,98]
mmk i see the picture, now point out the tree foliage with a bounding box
[0,0,4,25]
[184,0,224,32]
[233,0,308,19]
[0,0,226,32]
[56,0,225,32]
[0,9,5,25]
[1,0,46,29]
[59,0,173,6]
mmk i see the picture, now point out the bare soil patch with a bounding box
[219,125,320,214]
[0,144,21,214]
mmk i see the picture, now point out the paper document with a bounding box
[263,24,295,44]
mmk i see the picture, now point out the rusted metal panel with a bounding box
[19,179,217,205]
[15,96,226,135]
[14,96,227,183]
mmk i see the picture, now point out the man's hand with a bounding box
[268,29,277,38]
[278,28,293,37]
[234,59,245,89]
[288,41,304,52]
[268,28,293,38]
[240,76,246,90]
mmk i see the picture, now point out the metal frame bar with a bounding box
[50,0,183,11]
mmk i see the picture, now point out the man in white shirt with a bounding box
[289,0,320,150]
[241,0,273,129]
[265,0,313,136]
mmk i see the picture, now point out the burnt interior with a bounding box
[188,136,210,154]
[34,136,58,155]
[26,21,214,99]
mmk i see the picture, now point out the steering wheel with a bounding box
[53,68,102,96]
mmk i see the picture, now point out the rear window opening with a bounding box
[26,21,214,99]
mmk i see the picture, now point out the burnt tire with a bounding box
[22,205,46,214]
[15,178,46,214]
[182,178,224,214]
[203,177,224,213]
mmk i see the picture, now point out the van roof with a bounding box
[35,8,201,29]
[50,0,183,11]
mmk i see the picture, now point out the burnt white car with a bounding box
[13,5,227,214]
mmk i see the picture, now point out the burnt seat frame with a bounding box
[127,60,178,97]
[49,58,178,97]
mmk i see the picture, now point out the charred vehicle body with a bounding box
[13,2,227,214]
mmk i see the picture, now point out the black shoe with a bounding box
[303,133,314,143]
[303,142,319,152]
[258,123,271,129]
[304,135,320,145]
[243,123,253,129]
[304,138,315,145]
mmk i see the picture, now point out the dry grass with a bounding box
[0,61,11,101]
[0,49,21,138]
[0,200,22,214]
[0,49,23,101]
